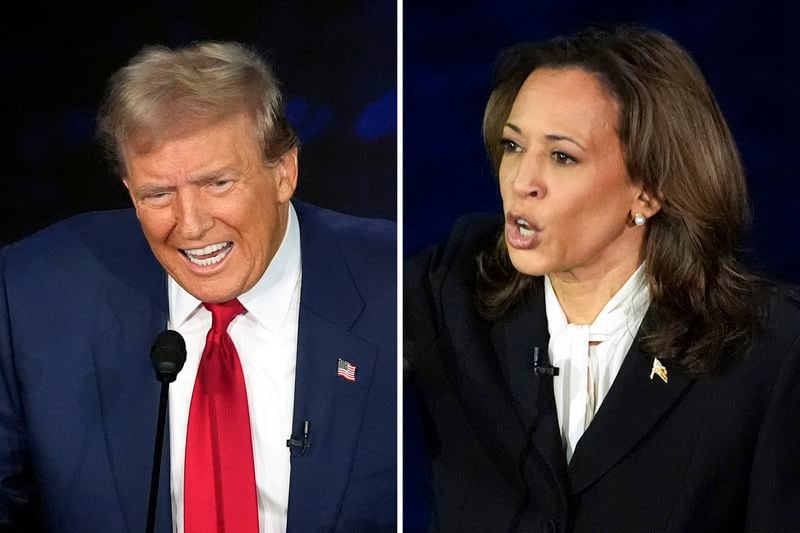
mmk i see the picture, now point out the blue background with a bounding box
[404,1,800,529]
[2,1,396,246]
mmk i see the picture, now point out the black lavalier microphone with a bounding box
[286,420,311,457]
[533,346,559,377]
[147,330,187,533]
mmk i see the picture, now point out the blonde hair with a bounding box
[97,41,297,176]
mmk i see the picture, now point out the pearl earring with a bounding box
[633,213,646,226]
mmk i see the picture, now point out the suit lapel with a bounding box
[568,314,693,493]
[90,224,172,533]
[286,204,376,531]
[488,284,569,508]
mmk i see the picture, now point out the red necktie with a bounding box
[184,299,259,533]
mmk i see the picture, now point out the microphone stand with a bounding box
[146,329,185,533]
[146,381,170,533]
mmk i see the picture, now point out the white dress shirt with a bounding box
[167,204,302,533]
[545,263,650,463]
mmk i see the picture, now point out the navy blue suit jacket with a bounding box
[0,201,396,532]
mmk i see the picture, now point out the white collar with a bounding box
[545,262,650,337]
[168,203,302,333]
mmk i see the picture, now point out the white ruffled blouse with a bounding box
[545,263,650,463]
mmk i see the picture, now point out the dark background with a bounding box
[2,1,396,246]
[404,1,800,529]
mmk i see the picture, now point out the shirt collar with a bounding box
[168,203,302,333]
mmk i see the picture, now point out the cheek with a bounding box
[559,170,634,221]
[136,209,174,243]
[235,202,279,251]
[546,191,617,246]
[554,199,630,263]
[564,197,617,233]
[499,182,510,202]
[498,176,516,207]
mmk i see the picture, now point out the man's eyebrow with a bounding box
[135,183,174,196]
[187,168,236,185]
[133,168,238,196]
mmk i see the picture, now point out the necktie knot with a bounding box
[203,299,246,333]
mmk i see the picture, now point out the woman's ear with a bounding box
[627,187,662,227]
[630,187,662,219]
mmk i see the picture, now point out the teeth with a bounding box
[183,242,229,256]
[515,218,536,237]
[182,242,232,266]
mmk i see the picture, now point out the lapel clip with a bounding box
[650,357,668,383]
[337,358,357,382]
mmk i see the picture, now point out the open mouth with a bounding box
[180,241,233,267]
[506,213,541,249]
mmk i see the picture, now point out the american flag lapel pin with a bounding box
[337,358,357,382]
[650,357,668,383]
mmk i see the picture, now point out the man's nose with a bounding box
[175,191,213,239]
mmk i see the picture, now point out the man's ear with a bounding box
[274,147,298,203]
[122,177,134,203]
[121,178,142,219]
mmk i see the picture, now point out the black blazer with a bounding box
[404,215,800,533]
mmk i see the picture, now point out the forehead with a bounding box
[124,112,257,156]
[508,67,620,143]
[121,113,260,176]
[122,115,263,187]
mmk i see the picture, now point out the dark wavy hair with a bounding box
[477,25,765,377]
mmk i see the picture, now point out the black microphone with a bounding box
[533,346,559,377]
[286,420,310,457]
[147,330,186,533]
[150,330,186,383]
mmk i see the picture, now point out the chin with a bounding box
[178,279,241,304]
[195,293,237,304]
[507,249,549,278]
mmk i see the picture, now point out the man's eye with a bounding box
[209,180,233,191]
[143,191,172,204]
[500,139,522,153]
[551,151,577,165]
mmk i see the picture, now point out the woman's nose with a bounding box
[510,155,546,199]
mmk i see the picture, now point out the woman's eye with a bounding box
[500,139,522,153]
[551,151,577,165]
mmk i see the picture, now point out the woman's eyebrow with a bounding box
[504,122,586,150]
[545,134,585,151]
